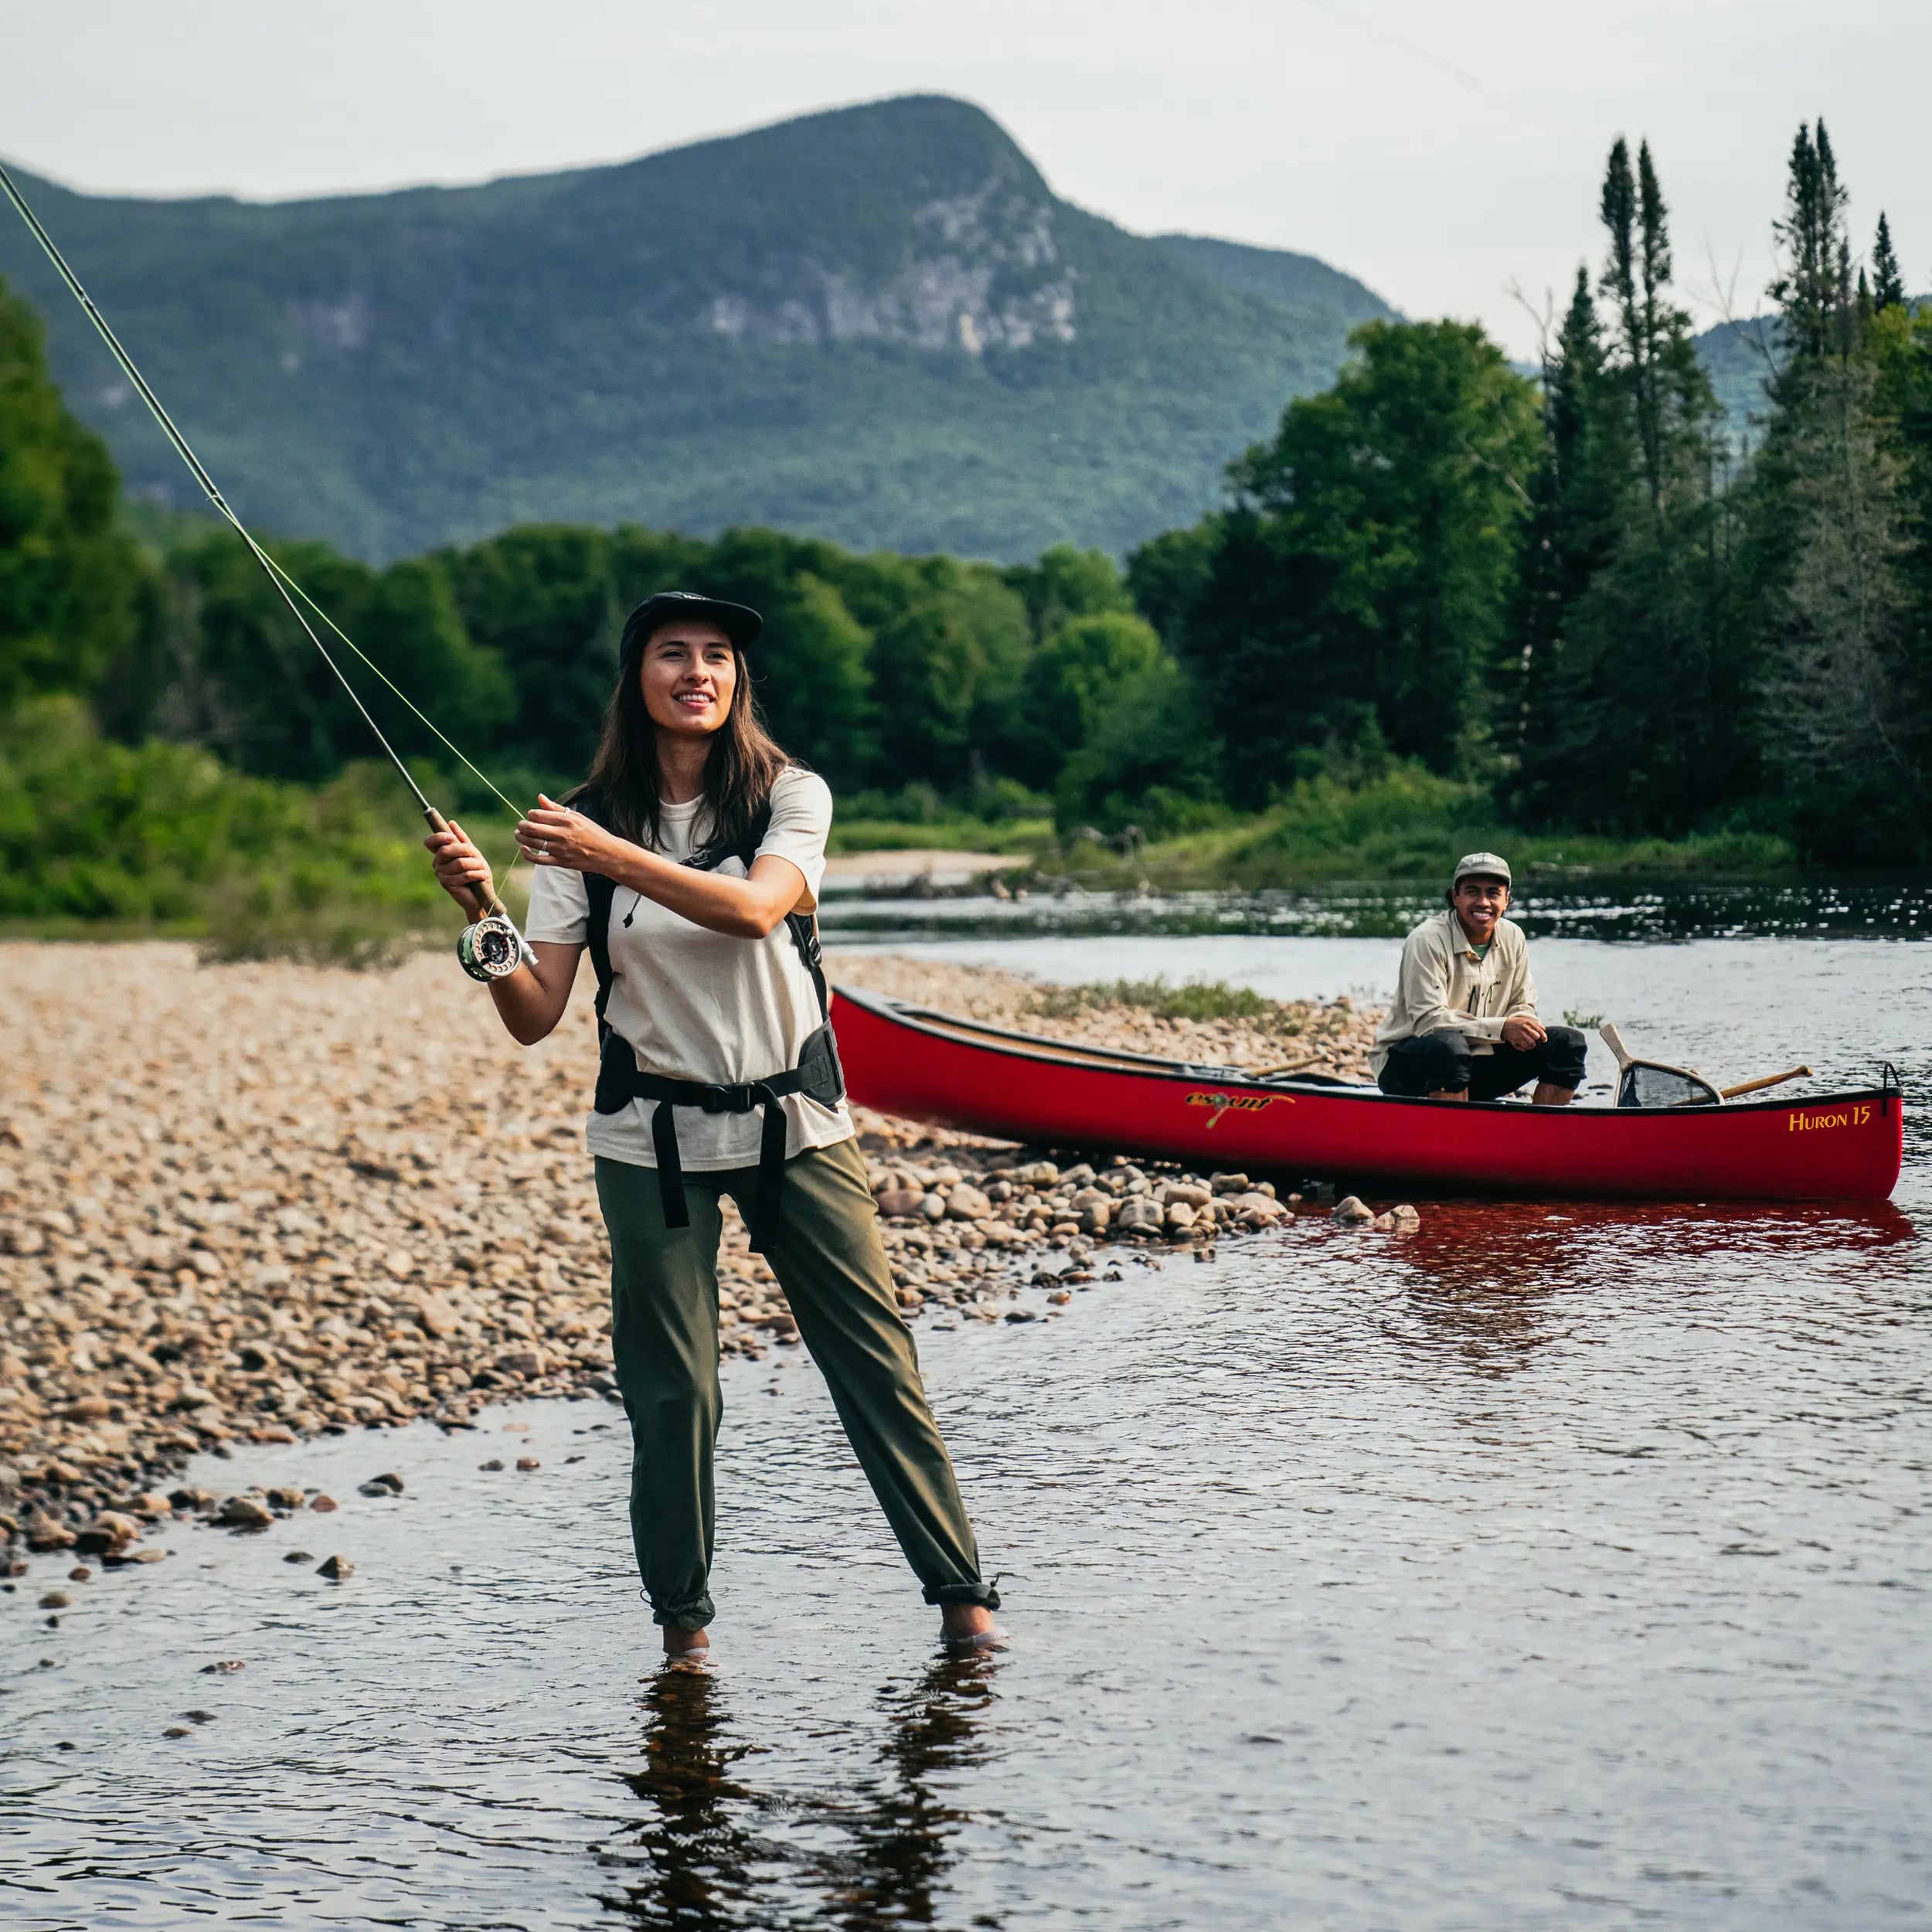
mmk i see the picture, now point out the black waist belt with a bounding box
[593,1022,845,1250]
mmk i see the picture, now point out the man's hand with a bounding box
[1502,1014,1546,1052]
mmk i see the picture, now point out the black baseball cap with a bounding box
[621,590,764,654]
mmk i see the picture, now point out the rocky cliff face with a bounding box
[699,171,1078,354]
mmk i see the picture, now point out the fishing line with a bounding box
[0,159,533,980]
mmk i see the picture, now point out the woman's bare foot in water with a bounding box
[940,1604,1003,1651]
[662,1626,710,1665]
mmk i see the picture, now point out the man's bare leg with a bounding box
[662,1625,709,1659]
[1429,1090,1469,1101]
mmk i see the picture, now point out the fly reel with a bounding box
[457,913,524,981]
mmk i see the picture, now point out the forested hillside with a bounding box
[3,114,1927,956]
[0,95,1391,563]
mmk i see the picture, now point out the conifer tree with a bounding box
[1872,213,1906,311]
[1747,120,1923,855]
[1513,138,1743,834]
[1508,268,1624,814]
[1770,122,1849,360]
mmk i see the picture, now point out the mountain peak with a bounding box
[642,92,1044,192]
[560,92,1070,355]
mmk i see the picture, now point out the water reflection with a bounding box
[1372,1199,1920,1372]
[831,1657,1002,1930]
[605,1666,760,1930]
[604,1654,1002,1930]
[1374,1205,1587,1369]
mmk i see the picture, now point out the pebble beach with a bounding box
[0,941,1382,1567]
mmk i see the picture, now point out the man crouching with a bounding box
[1370,853,1586,1105]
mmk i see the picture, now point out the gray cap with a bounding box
[1452,851,1512,887]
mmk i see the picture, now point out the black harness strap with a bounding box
[573,791,842,1250]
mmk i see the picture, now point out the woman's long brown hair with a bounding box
[573,602,791,855]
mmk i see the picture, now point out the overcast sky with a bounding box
[4,0,1924,355]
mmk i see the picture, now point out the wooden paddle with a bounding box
[1718,1066,1812,1100]
[1247,1053,1332,1079]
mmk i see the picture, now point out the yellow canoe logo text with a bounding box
[1787,1104,1874,1133]
[1185,1090,1287,1130]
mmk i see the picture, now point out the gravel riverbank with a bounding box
[0,942,1383,1564]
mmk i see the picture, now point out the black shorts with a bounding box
[1377,1026,1587,1100]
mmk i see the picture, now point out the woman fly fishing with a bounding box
[425,592,1002,1661]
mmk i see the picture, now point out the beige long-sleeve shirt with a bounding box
[1369,908,1539,1075]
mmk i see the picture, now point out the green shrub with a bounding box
[0,696,462,960]
[1030,978,1274,1022]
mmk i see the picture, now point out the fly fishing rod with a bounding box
[0,159,532,983]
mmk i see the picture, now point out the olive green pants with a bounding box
[594,1137,997,1630]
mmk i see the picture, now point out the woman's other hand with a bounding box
[516,795,619,872]
[425,818,494,911]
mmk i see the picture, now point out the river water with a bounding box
[4,902,1929,1930]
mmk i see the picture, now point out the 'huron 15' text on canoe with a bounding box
[830,987,1904,1202]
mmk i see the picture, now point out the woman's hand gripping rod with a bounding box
[426,809,539,981]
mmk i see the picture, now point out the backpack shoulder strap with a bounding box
[785,908,832,1024]
[683,801,773,876]
[572,790,619,1040]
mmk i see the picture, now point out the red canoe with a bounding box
[832,985,1904,1202]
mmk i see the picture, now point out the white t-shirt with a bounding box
[524,767,854,1172]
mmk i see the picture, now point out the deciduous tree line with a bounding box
[3,119,1927,864]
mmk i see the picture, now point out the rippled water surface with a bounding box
[4,930,1929,1930]
[819,876,1932,944]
